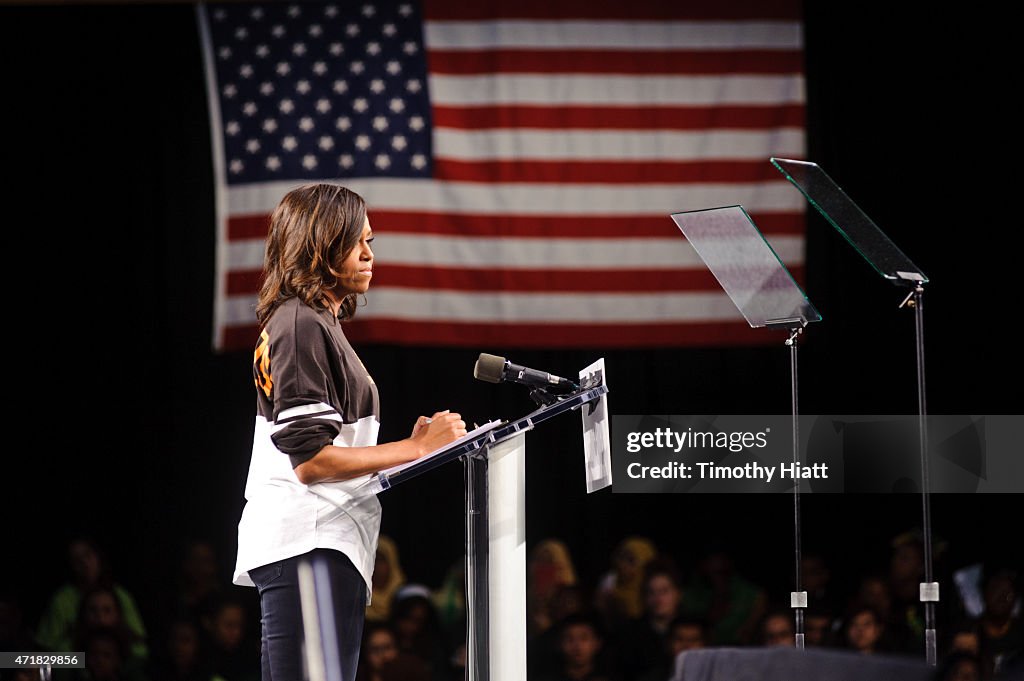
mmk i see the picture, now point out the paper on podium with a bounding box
[378,419,504,477]
[580,358,612,492]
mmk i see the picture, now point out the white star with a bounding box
[222,83,238,98]
[259,82,275,96]
[350,61,365,75]
[403,41,418,55]
[391,135,407,151]
[302,154,318,170]
[353,98,369,113]
[229,158,244,173]
[279,99,295,114]
[255,44,269,58]
[266,155,281,171]
[262,118,278,133]
[239,63,254,79]
[245,139,261,153]
[276,62,291,76]
[318,136,335,150]
[309,24,323,37]
[316,99,332,114]
[329,42,344,56]
[406,79,422,93]
[399,4,412,17]
[235,27,248,40]
[295,80,311,94]
[369,79,385,94]
[225,120,241,136]
[212,8,226,21]
[366,42,381,56]
[362,4,376,17]
[325,5,338,18]
[218,46,232,60]
[372,116,389,131]
[333,80,348,94]
[313,61,327,76]
[282,136,298,151]
[287,5,301,18]
[389,98,405,113]
[411,153,427,169]
[346,23,360,37]
[335,116,351,131]
[250,7,263,20]
[386,61,401,75]
[382,23,397,37]
[242,101,258,116]
[339,154,354,168]
[292,42,307,56]
[299,117,315,132]
[355,135,371,151]
[271,25,285,39]
[408,116,424,131]
[374,153,390,169]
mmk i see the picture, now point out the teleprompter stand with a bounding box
[771,158,938,665]
[671,206,822,650]
[299,375,609,681]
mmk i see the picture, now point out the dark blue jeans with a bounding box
[249,548,366,681]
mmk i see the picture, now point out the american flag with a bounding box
[199,0,805,351]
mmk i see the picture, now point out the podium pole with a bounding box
[464,451,490,681]
[466,433,528,681]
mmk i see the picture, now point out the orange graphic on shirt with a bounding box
[254,330,273,397]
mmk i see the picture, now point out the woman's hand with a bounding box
[410,410,467,457]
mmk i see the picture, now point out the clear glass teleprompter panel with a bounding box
[771,158,928,285]
[671,205,821,329]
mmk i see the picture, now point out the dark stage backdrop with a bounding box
[3,2,1020,637]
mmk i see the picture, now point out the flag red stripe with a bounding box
[432,159,796,184]
[223,319,787,350]
[427,49,803,76]
[423,0,801,21]
[228,212,806,240]
[227,264,806,295]
[431,104,805,130]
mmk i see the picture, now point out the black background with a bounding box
[3,1,1021,634]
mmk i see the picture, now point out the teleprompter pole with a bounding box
[786,327,807,649]
[901,284,938,666]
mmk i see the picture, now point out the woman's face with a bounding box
[366,629,398,669]
[846,611,881,652]
[645,575,680,619]
[84,592,120,628]
[334,217,374,296]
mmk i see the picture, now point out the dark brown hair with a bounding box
[256,184,367,327]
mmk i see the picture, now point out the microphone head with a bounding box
[474,353,507,383]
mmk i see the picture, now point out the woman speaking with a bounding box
[232,184,467,681]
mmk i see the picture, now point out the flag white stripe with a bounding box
[428,74,804,106]
[226,235,804,271]
[424,20,802,50]
[222,290,750,326]
[227,180,805,216]
[433,128,805,161]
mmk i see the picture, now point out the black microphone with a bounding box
[473,353,579,391]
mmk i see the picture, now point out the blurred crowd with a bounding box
[1,531,1020,681]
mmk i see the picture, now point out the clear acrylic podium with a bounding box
[301,377,609,681]
[671,205,821,650]
[771,157,938,665]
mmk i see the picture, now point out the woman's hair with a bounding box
[256,183,367,326]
